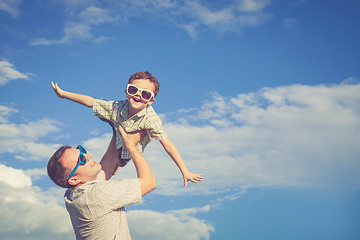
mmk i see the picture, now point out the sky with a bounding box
[0,0,360,239]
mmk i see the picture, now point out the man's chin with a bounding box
[97,169,106,180]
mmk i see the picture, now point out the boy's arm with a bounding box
[160,137,203,187]
[51,82,94,108]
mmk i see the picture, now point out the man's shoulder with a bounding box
[69,179,141,203]
[77,178,140,191]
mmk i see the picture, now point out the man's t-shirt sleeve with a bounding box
[96,178,141,210]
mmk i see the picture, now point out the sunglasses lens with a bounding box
[78,145,87,153]
[79,154,87,164]
[142,91,152,100]
[128,85,138,95]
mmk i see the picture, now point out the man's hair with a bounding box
[128,71,160,97]
[47,145,74,188]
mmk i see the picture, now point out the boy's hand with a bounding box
[183,172,203,188]
[51,82,65,98]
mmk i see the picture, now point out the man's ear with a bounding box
[68,177,80,186]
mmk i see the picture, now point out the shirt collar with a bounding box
[120,100,149,119]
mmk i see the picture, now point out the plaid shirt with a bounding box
[93,99,167,159]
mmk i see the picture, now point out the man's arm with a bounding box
[100,133,121,180]
[160,137,203,187]
[51,82,94,108]
[118,125,156,196]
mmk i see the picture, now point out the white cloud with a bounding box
[31,6,118,46]
[0,164,74,239]
[0,106,62,161]
[341,76,359,85]
[156,82,360,194]
[0,105,18,123]
[24,168,48,181]
[78,6,118,24]
[0,163,31,188]
[0,0,22,19]
[174,0,272,39]
[283,18,300,28]
[0,61,31,86]
[82,132,112,162]
[128,206,214,240]
[31,0,273,44]
[237,0,271,12]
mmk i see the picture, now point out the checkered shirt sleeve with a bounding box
[93,98,121,124]
[144,107,167,140]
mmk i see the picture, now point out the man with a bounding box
[47,125,156,239]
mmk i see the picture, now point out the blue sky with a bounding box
[1,0,360,239]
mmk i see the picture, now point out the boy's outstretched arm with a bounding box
[160,138,203,187]
[51,82,94,108]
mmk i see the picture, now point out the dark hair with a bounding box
[128,71,160,97]
[47,145,74,188]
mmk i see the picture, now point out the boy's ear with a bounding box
[147,98,155,105]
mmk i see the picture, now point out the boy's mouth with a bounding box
[132,97,142,103]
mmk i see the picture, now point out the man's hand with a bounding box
[51,82,65,98]
[118,125,147,149]
[118,125,156,196]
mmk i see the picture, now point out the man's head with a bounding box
[47,145,102,188]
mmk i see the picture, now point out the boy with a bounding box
[51,71,202,187]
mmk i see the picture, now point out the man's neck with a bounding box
[73,172,103,188]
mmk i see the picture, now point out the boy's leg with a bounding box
[118,147,131,167]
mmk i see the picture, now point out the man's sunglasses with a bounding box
[67,145,87,181]
[126,84,155,102]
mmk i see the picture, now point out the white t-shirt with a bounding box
[64,177,141,240]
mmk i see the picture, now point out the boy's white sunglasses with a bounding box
[126,84,155,101]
